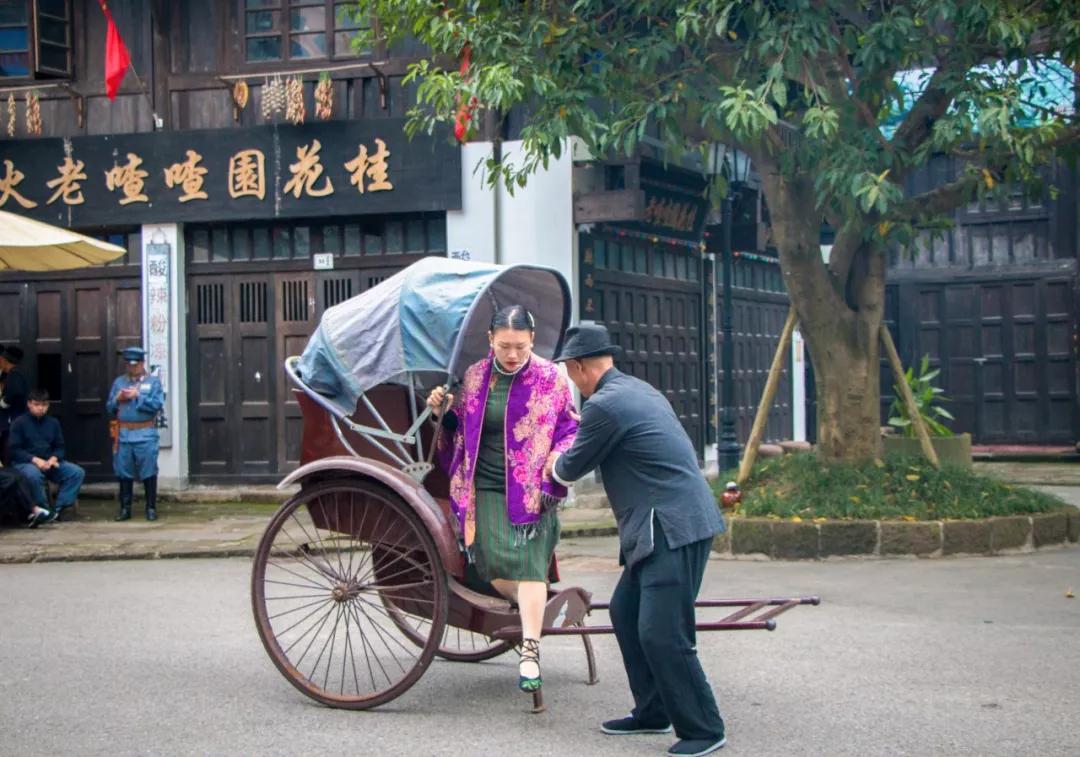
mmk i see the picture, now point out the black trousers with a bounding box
[0,467,36,523]
[610,519,725,741]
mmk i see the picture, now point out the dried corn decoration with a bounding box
[25,91,41,136]
[285,76,305,125]
[259,77,273,120]
[314,72,333,120]
[6,93,15,137]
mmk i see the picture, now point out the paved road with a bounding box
[2,538,1078,756]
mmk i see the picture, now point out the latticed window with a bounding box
[0,0,72,79]
[243,0,370,63]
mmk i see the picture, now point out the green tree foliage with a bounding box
[347,1,1080,459]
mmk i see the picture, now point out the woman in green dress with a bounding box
[429,305,579,692]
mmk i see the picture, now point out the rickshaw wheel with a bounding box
[382,601,514,662]
[251,478,448,710]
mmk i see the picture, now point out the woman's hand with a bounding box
[426,386,454,418]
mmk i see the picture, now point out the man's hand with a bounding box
[119,387,138,402]
[47,456,59,469]
[31,457,48,471]
[544,451,561,480]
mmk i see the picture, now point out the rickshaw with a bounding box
[251,257,817,713]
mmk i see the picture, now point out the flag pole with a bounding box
[124,61,162,129]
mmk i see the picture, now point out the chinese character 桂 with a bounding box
[0,159,37,209]
[46,156,87,206]
[344,138,394,194]
[283,139,333,198]
[104,153,149,205]
[228,149,266,200]
[163,149,208,202]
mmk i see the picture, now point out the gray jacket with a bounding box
[554,368,724,567]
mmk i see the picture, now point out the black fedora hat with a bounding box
[2,345,23,364]
[553,322,622,362]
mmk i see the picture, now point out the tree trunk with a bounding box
[756,167,886,462]
[804,316,883,461]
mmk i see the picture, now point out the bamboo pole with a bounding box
[879,325,940,468]
[736,307,798,485]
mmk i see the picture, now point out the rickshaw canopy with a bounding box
[297,257,571,414]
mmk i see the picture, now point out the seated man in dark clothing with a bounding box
[10,389,85,520]
[0,466,53,527]
[0,345,29,465]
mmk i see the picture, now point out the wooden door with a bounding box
[585,234,707,455]
[275,272,315,472]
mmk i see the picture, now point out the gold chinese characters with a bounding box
[344,138,393,194]
[228,149,266,200]
[46,156,87,206]
[163,150,208,202]
[104,153,149,205]
[643,197,697,233]
[1,136,399,208]
[0,159,37,209]
[283,139,334,198]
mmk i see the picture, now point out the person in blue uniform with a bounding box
[106,347,164,521]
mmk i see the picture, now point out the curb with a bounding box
[0,523,620,565]
[712,506,1080,559]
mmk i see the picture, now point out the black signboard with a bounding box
[0,119,461,227]
[632,159,709,242]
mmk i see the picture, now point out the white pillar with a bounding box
[792,327,807,442]
[140,223,188,488]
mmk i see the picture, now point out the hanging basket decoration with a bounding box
[25,91,41,137]
[314,72,333,120]
[285,75,305,125]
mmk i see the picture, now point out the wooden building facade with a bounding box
[883,157,1079,445]
[0,0,460,483]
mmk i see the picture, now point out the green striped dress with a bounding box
[471,370,559,582]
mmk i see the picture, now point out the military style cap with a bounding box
[120,346,146,364]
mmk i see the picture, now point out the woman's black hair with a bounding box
[489,304,535,333]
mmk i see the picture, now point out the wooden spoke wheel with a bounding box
[252,479,448,710]
[383,600,514,662]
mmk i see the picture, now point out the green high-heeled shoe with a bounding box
[518,637,542,692]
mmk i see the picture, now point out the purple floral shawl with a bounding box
[437,354,578,547]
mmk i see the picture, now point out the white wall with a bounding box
[496,140,575,287]
[445,140,575,287]
[446,142,498,264]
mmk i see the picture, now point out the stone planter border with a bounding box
[712,506,1079,559]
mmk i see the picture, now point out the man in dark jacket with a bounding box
[0,466,53,527]
[547,322,727,757]
[0,345,29,465]
[10,389,85,520]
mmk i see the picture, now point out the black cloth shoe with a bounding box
[143,476,157,521]
[115,479,133,521]
[601,716,673,735]
[667,736,727,756]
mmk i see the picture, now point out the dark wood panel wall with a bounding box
[893,155,1078,271]
[4,0,419,141]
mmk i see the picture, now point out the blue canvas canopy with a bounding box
[296,257,571,415]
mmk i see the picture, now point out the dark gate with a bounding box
[886,274,1079,444]
[185,217,444,482]
[0,271,142,481]
[580,231,707,455]
[716,253,793,444]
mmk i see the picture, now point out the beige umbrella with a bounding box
[0,209,126,271]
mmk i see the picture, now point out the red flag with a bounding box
[98,0,130,100]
